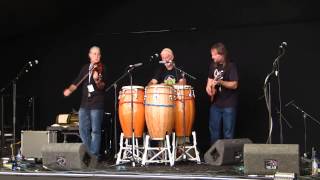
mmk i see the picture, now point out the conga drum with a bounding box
[144,85,175,140]
[173,85,195,137]
[118,86,145,138]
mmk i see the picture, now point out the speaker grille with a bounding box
[41,143,97,170]
[204,138,252,166]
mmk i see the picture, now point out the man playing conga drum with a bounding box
[147,48,191,147]
[148,48,186,86]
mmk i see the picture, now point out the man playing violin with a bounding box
[63,46,106,158]
[206,42,239,145]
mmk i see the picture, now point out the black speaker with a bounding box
[41,143,97,170]
[244,144,300,175]
[204,138,252,166]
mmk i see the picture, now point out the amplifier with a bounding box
[21,130,57,159]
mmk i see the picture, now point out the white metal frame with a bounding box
[141,134,174,166]
[172,131,201,164]
[116,133,144,165]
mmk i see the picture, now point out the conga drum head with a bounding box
[173,84,193,90]
[173,85,195,99]
[121,85,144,90]
[119,85,145,100]
[145,84,174,90]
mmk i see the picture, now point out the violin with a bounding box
[91,62,105,89]
[63,62,105,97]
[92,62,104,75]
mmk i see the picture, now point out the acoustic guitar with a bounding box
[210,70,224,102]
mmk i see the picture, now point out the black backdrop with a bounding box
[1,0,320,155]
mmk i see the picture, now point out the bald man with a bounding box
[148,48,186,85]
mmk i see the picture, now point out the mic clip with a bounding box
[159,60,173,65]
[128,62,143,68]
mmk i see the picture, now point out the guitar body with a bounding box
[210,70,224,102]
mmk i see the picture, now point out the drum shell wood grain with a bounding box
[118,86,145,138]
[144,85,175,140]
[173,85,195,137]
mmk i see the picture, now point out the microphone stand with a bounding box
[275,107,293,129]
[172,63,196,160]
[264,74,273,144]
[128,68,136,167]
[173,64,197,81]
[288,102,320,157]
[105,69,129,159]
[1,95,4,161]
[104,64,141,166]
[0,60,38,161]
[263,45,286,144]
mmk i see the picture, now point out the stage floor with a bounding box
[0,159,317,180]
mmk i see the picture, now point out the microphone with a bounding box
[285,100,294,107]
[28,60,39,67]
[159,60,173,64]
[129,62,143,68]
[279,42,287,49]
[150,53,159,61]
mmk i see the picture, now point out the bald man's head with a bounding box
[160,48,174,61]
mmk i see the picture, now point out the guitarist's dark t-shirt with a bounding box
[208,62,239,108]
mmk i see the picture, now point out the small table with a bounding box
[47,125,80,143]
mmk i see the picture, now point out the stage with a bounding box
[0,129,317,180]
[0,158,317,180]
[0,160,272,180]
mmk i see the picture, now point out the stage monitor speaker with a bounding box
[204,138,252,166]
[244,144,300,175]
[41,143,97,170]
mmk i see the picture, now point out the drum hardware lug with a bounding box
[153,94,158,99]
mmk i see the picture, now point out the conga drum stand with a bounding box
[116,133,144,165]
[172,131,201,164]
[141,134,174,166]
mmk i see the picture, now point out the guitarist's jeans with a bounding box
[209,105,236,144]
[79,108,104,157]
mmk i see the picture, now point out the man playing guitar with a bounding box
[205,42,239,145]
